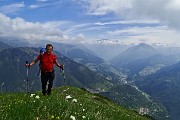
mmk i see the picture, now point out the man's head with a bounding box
[46,44,53,53]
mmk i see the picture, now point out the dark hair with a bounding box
[46,44,53,50]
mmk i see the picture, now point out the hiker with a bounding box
[25,44,64,95]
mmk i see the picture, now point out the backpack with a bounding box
[38,48,46,76]
[39,48,46,66]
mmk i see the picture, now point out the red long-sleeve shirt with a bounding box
[37,52,57,72]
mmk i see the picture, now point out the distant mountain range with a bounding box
[110,43,160,67]
[110,43,180,76]
[84,39,129,60]
[107,43,180,119]
[0,37,31,47]
[34,41,129,85]
[135,62,180,120]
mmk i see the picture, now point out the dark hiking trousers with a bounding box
[41,70,55,95]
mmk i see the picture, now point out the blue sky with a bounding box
[1,0,180,46]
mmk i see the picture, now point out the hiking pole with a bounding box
[25,61,30,93]
[38,67,41,77]
[60,65,66,87]
[1,83,4,94]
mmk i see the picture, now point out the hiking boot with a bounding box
[47,89,51,95]
[47,91,51,95]
[42,91,46,96]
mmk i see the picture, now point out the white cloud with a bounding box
[64,23,92,34]
[70,33,86,44]
[77,33,85,39]
[28,3,50,9]
[86,0,132,15]
[29,5,41,9]
[129,0,180,29]
[43,21,72,29]
[0,13,92,44]
[106,26,168,36]
[0,2,25,14]
[166,0,180,10]
[106,26,180,46]
[95,20,159,26]
[83,0,180,30]
[28,1,64,10]
[0,13,67,43]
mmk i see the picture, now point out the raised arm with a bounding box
[25,57,40,67]
[29,58,39,67]
[54,59,61,67]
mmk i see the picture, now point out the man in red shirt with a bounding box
[26,44,63,95]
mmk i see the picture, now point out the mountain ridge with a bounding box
[110,43,160,67]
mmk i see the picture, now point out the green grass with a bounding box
[0,86,151,120]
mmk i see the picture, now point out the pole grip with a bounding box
[25,61,30,68]
[61,64,64,70]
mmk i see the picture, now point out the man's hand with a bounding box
[25,63,30,68]
[59,65,64,70]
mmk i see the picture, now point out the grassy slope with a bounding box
[0,86,151,120]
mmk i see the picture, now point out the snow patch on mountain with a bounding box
[96,39,119,45]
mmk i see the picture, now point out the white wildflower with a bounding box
[72,99,77,103]
[70,115,76,120]
[83,109,85,111]
[82,116,86,119]
[30,94,35,97]
[63,90,67,93]
[63,88,69,92]
[35,95,40,99]
[66,95,72,99]
[34,117,40,120]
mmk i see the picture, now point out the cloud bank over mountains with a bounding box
[1,0,180,46]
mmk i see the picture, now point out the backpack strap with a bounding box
[38,53,44,76]
[39,53,44,66]
[39,48,46,66]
